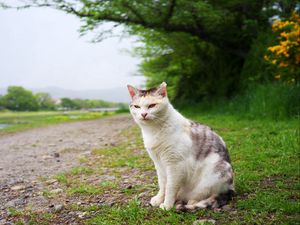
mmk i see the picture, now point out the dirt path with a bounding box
[0,114,134,216]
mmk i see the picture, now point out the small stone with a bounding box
[138,192,147,198]
[77,211,87,218]
[50,188,63,194]
[42,155,52,160]
[230,210,238,215]
[110,142,117,146]
[81,151,91,156]
[99,175,116,181]
[11,185,25,191]
[5,200,16,208]
[193,219,216,225]
[54,204,64,212]
[46,179,57,185]
[222,205,231,211]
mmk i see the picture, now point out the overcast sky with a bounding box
[0,7,145,90]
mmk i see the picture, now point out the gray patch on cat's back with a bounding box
[190,121,231,163]
[214,161,234,185]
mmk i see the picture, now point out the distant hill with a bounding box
[0,86,131,103]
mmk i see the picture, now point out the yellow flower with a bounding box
[274,75,281,80]
[279,62,288,68]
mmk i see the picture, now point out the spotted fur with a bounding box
[127,82,235,211]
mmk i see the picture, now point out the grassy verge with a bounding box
[7,112,299,224]
[0,110,116,135]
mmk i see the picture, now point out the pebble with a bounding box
[99,175,116,181]
[110,142,117,146]
[50,188,63,194]
[77,211,87,219]
[46,179,57,185]
[42,155,52,160]
[193,219,216,225]
[11,185,26,191]
[5,198,26,208]
[54,204,64,212]
[222,205,231,211]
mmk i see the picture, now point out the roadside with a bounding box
[0,114,134,224]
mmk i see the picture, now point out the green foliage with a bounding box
[135,31,243,101]
[128,1,298,101]
[3,1,299,106]
[0,95,4,110]
[60,98,79,109]
[35,92,56,110]
[5,0,298,102]
[178,83,300,120]
[71,98,120,109]
[2,86,39,111]
[240,30,277,85]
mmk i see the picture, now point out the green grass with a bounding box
[7,111,299,224]
[177,83,300,120]
[0,110,115,135]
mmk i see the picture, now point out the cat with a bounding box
[127,82,234,211]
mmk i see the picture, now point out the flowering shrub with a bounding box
[264,12,300,83]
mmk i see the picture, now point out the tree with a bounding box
[35,92,56,110]
[2,86,39,111]
[3,0,298,100]
[0,95,4,110]
[60,98,79,110]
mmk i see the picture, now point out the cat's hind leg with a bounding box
[183,188,234,211]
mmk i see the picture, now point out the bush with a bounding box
[177,83,300,120]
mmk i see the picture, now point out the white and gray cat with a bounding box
[127,82,234,211]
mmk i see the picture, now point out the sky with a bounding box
[0,6,145,91]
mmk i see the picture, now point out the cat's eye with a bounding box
[148,104,157,108]
[133,105,140,108]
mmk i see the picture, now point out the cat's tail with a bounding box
[176,189,235,212]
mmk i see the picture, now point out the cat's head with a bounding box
[127,82,169,125]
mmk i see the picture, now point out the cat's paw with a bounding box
[150,195,164,207]
[159,203,173,210]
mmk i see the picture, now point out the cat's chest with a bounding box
[141,126,190,151]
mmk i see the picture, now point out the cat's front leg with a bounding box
[150,166,166,207]
[160,165,183,210]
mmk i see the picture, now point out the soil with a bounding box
[0,114,134,223]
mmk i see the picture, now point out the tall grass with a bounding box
[177,83,300,120]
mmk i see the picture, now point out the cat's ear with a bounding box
[127,85,138,98]
[156,82,167,97]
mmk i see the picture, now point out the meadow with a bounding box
[6,109,299,224]
[0,110,115,135]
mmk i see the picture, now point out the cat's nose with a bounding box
[141,113,148,119]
